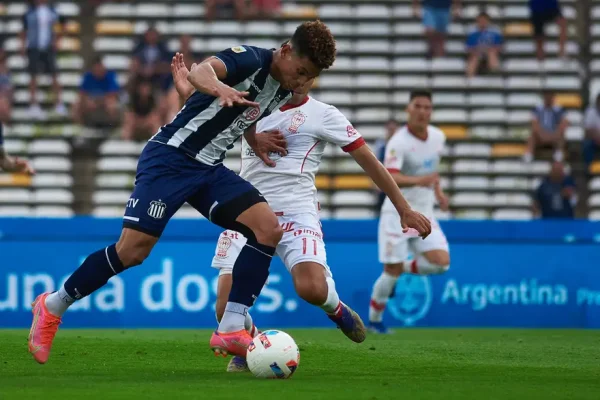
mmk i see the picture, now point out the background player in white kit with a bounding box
[368,90,451,334]
[190,78,432,371]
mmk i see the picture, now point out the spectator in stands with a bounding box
[465,12,503,78]
[20,0,67,120]
[0,47,13,132]
[413,0,461,58]
[72,56,120,130]
[583,93,600,174]
[524,90,568,163]
[252,0,282,18]
[533,161,576,219]
[206,0,248,21]
[122,78,160,142]
[529,0,567,60]
[129,27,170,95]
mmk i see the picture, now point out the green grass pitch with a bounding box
[1,329,599,400]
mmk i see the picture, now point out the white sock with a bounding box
[320,276,341,315]
[369,272,398,322]
[44,286,74,317]
[218,302,248,333]
[404,255,449,275]
[244,312,259,337]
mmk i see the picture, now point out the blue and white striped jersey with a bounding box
[152,45,293,165]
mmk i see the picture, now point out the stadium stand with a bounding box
[0,0,595,220]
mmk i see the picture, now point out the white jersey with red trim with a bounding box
[241,96,365,215]
[381,125,446,216]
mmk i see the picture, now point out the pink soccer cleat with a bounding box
[28,293,61,364]
[209,330,252,358]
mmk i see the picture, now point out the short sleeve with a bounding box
[0,123,4,146]
[22,13,28,30]
[466,32,478,49]
[557,107,567,121]
[532,106,540,119]
[319,106,365,152]
[383,135,404,173]
[563,176,576,188]
[213,46,263,81]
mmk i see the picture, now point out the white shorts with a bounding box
[378,212,449,264]
[211,213,330,276]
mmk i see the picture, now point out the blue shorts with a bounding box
[423,6,450,33]
[123,141,263,237]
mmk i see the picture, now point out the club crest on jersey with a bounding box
[244,107,260,121]
[288,111,307,134]
[346,125,358,137]
[231,46,246,53]
[217,236,232,258]
[147,200,166,220]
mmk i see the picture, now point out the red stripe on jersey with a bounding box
[300,140,321,173]
[410,260,418,274]
[342,137,366,153]
[387,168,400,174]
[274,211,284,216]
[279,95,310,112]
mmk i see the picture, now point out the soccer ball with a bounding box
[246,330,300,379]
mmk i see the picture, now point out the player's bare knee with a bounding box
[254,220,283,247]
[384,263,404,277]
[425,252,450,271]
[115,229,156,268]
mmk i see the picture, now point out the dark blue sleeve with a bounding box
[0,121,4,146]
[532,106,540,119]
[213,46,263,83]
[466,32,478,49]
[557,107,567,120]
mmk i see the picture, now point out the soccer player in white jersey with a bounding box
[368,90,451,334]
[171,72,432,371]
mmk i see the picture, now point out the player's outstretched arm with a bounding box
[349,145,431,238]
[186,58,259,108]
[171,52,196,107]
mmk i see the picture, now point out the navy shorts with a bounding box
[123,141,264,237]
[530,7,562,37]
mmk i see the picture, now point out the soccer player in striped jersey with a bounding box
[0,124,35,174]
[27,21,337,363]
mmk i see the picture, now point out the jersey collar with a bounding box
[280,95,310,112]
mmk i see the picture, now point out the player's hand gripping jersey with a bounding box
[212,96,365,273]
[381,125,446,217]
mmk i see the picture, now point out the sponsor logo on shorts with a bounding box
[281,222,295,233]
[288,111,307,133]
[293,228,322,239]
[217,236,232,258]
[126,198,139,208]
[147,200,167,220]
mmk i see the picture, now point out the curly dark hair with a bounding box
[291,20,336,70]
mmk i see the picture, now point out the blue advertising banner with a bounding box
[1,218,599,328]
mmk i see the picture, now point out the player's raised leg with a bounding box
[28,141,205,364]
[291,262,366,343]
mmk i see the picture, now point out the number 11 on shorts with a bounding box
[302,238,317,255]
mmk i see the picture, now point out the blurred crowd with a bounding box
[0,0,595,219]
